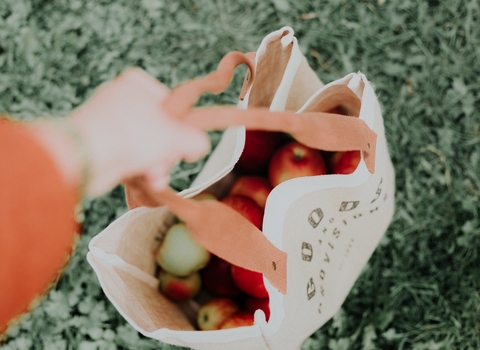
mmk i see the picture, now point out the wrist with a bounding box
[68,104,127,196]
[28,119,87,196]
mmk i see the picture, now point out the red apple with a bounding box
[202,255,242,297]
[228,176,272,210]
[330,151,361,174]
[244,297,270,321]
[268,141,327,187]
[221,195,263,230]
[231,265,269,298]
[219,311,255,329]
[197,298,240,330]
[236,131,285,175]
[158,270,201,302]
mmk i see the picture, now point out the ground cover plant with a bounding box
[1,0,479,349]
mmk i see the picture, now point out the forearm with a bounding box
[0,120,79,334]
[28,119,83,194]
[30,68,209,198]
[28,114,116,198]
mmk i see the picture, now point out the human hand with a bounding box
[68,68,210,196]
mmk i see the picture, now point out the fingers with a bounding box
[117,68,211,164]
[144,163,170,192]
[109,69,211,189]
[143,127,209,192]
[179,128,211,163]
[116,68,169,101]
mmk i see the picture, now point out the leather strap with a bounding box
[124,177,288,294]
[162,51,376,173]
[125,51,379,295]
[185,107,376,173]
[162,51,256,120]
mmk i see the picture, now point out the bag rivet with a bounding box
[272,261,277,270]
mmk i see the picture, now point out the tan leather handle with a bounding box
[185,107,377,173]
[162,51,256,120]
[124,177,287,294]
[161,51,377,173]
[124,51,379,295]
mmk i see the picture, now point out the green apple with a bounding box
[156,223,211,277]
[192,191,218,201]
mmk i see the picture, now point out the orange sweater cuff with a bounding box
[0,119,80,333]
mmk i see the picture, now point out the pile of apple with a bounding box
[154,130,360,331]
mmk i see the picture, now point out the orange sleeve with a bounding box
[0,119,80,333]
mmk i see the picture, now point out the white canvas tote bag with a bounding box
[87,28,395,350]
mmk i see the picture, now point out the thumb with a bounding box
[144,163,170,192]
[177,127,211,163]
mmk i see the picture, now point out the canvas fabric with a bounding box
[238,26,323,111]
[87,27,395,350]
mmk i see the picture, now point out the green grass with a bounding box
[1,0,480,349]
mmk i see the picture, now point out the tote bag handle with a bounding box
[124,52,378,295]
[163,51,376,172]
